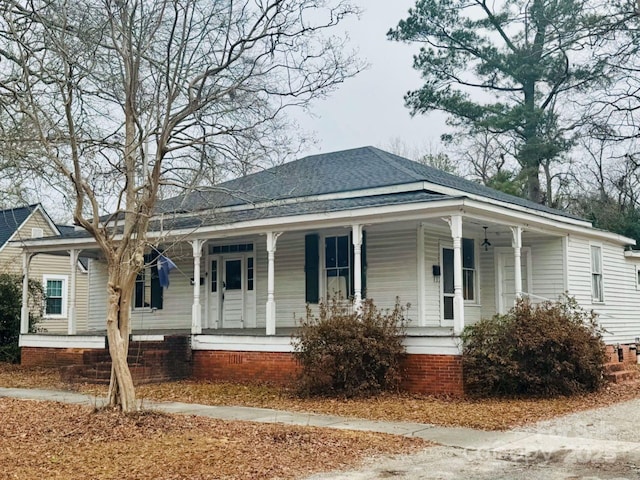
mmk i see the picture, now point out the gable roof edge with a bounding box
[0,204,61,255]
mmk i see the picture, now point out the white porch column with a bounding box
[449,215,465,336]
[511,226,523,301]
[20,252,32,334]
[191,239,204,334]
[266,231,282,336]
[68,249,79,335]
[352,224,363,310]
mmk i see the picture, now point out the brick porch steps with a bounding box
[604,363,639,384]
[59,336,191,385]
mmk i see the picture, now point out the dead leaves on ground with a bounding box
[0,398,425,480]
[2,363,640,431]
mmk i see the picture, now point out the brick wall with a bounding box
[400,354,464,396]
[192,350,465,395]
[605,344,638,365]
[21,336,191,384]
[23,345,465,395]
[21,347,87,367]
[192,351,300,385]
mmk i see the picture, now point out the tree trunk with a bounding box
[105,273,137,412]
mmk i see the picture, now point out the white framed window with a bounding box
[31,227,44,238]
[43,275,67,317]
[590,245,604,302]
[324,235,350,299]
[462,238,476,301]
[134,254,163,310]
[442,238,477,321]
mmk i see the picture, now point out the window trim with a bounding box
[133,253,163,311]
[322,233,351,300]
[441,238,479,307]
[43,274,68,318]
[590,243,604,303]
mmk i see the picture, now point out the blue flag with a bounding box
[157,254,177,288]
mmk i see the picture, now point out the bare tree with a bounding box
[0,0,360,411]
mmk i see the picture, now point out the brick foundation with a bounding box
[400,354,464,396]
[21,336,191,384]
[192,350,464,395]
[21,347,87,367]
[606,344,638,365]
[192,350,300,385]
[23,345,466,395]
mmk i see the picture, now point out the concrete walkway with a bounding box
[2,386,640,464]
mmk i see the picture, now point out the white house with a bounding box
[16,147,640,393]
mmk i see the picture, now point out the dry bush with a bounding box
[293,297,410,398]
[462,296,607,397]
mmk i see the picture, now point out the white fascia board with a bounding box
[131,334,165,342]
[0,209,38,256]
[158,199,467,240]
[625,250,640,259]
[420,181,594,228]
[19,334,106,349]
[15,236,98,251]
[32,204,63,236]
[16,195,634,250]
[3,205,63,256]
[107,182,429,228]
[192,333,462,355]
[192,334,295,352]
[403,335,463,355]
[160,196,629,246]
[461,200,636,246]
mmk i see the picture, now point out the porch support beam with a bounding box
[266,232,282,336]
[20,252,33,334]
[191,239,205,335]
[68,249,79,335]
[352,224,363,310]
[449,215,464,336]
[511,226,523,301]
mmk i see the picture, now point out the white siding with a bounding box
[366,223,419,319]
[568,235,640,343]
[87,252,196,331]
[423,226,442,326]
[131,253,194,331]
[529,237,565,303]
[265,232,306,328]
[87,259,107,331]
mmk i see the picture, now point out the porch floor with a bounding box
[35,326,456,338]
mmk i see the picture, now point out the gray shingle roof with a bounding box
[0,204,38,249]
[158,146,582,220]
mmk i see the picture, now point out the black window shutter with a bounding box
[150,250,163,310]
[304,234,319,303]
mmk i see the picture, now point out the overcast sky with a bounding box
[294,0,448,157]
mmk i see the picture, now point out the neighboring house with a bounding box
[1,204,88,333]
[16,147,640,394]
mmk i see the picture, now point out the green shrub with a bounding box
[293,297,410,398]
[462,296,607,397]
[0,274,44,363]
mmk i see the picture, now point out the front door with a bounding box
[222,258,244,328]
[497,248,531,314]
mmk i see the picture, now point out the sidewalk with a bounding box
[2,386,639,463]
